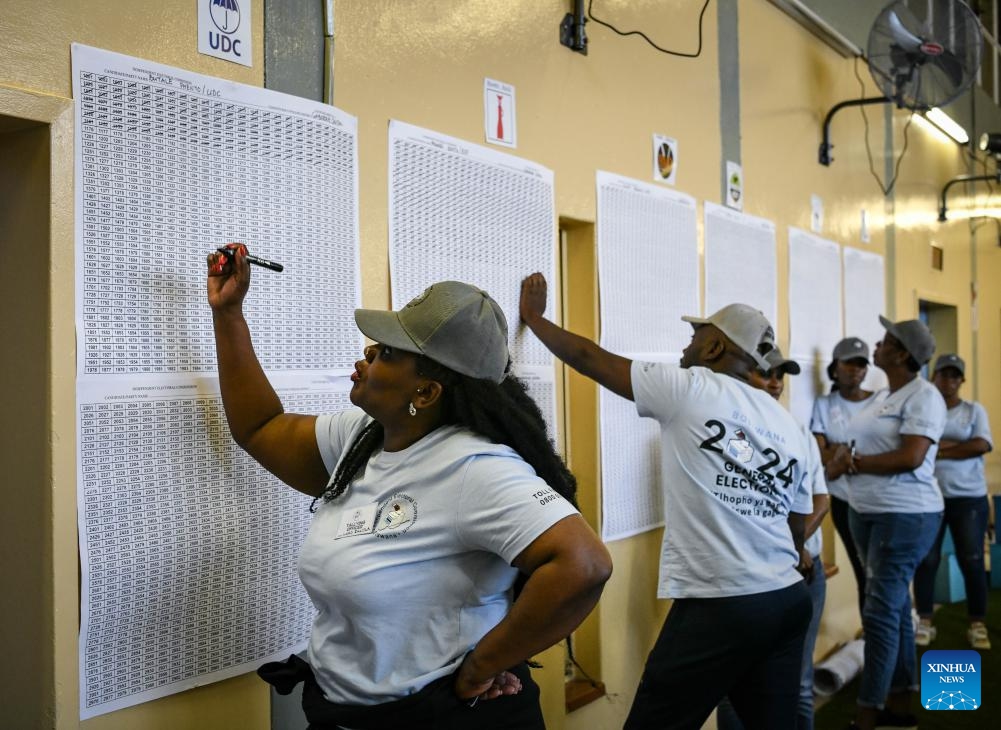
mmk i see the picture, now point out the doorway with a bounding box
[918,299,959,377]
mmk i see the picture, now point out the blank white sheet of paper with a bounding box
[704,202,778,330]
[73,45,362,718]
[788,228,843,363]
[596,171,699,353]
[842,247,888,391]
[789,359,823,430]
[388,120,558,430]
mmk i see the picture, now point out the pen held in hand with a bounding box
[216,246,284,272]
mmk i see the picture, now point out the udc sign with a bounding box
[921,650,981,711]
[199,0,252,67]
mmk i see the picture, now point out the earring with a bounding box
[408,402,417,417]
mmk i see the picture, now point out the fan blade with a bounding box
[930,49,965,88]
[886,9,924,54]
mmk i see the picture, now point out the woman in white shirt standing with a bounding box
[207,246,612,729]
[809,337,875,623]
[845,317,946,730]
[913,354,994,650]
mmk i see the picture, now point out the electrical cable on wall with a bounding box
[587,0,711,58]
[853,56,915,197]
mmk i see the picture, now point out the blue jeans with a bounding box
[849,509,943,708]
[716,559,826,730]
[913,495,990,619]
[625,581,811,730]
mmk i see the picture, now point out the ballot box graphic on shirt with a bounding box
[725,429,755,463]
[921,650,981,710]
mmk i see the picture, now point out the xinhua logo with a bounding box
[921,649,981,710]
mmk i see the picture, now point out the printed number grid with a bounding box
[599,387,664,541]
[597,184,698,354]
[78,389,349,711]
[704,209,777,330]
[78,71,360,376]
[390,136,555,368]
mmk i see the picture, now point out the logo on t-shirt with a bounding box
[725,429,755,463]
[922,650,981,710]
[374,493,417,538]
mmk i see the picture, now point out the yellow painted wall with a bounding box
[2,1,1000,728]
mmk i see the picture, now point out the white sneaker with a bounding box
[968,623,991,650]
[915,622,936,646]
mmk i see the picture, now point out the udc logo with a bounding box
[210,0,241,34]
[921,649,981,710]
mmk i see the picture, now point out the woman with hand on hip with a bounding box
[207,245,612,730]
[913,354,993,650]
[809,337,875,623]
[846,317,946,730]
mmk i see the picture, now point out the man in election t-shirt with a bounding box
[519,274,813,730]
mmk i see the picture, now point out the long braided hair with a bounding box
[310,355,578,511]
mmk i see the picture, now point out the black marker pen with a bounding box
[217,247,284,272]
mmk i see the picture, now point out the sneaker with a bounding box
[968,622,991,650]
[914,622,936,646]
[875,708,918,729]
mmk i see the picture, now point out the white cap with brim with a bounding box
[682,303,776,371]
[355,281,510,383]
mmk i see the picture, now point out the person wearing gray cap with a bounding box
[810,337,876,624]
[844,317,946,730]
[913,353,994,651]
[520,273,814,730]
[207,247,612,728]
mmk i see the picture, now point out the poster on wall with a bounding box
[704,202,777,330]
[653,133,678,184]
[594,171,698,540]
[843,247,888,391]
[73,44,361,718]
[197,0,253,67]
[388,120,557,435]
[484,78,516,147]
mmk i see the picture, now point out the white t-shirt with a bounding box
[809,392,875,501]
[300,409,579,704]
[848,377,947,514]
[935,400,994,498]
[801,422,829,558]
[631,362,814,599]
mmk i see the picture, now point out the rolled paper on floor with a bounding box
[813,639,865,696]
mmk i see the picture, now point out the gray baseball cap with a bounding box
[763,346,801,376]
[355,281,510,383]
[878,315,936,365]
[682,303,775,370]
[933,353,965,376]
[832,337,870,363]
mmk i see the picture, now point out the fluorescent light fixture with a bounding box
[924,108,969,145]
[913,114,954,145]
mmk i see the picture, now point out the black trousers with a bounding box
[624,581,812,730]
[259,655,545,730]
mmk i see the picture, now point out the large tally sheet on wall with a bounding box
[704,201,778,331]
[595,172,698,541]
[73,45,362,718]
[787,228,844,428]
[387,120,558,432]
